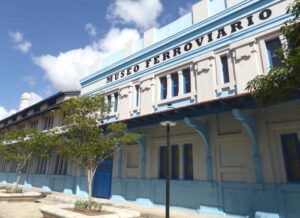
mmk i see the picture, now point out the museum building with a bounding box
[80,0,300,217]
[0,0,299,217]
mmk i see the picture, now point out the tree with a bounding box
[0,128,53,191]
[246,0,300,105]
[55,94,139,209]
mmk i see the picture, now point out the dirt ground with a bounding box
[0,201,43,218]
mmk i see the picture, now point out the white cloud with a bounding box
[0,107,17,120]
[93,28,140,53]
[34,46,101,90]
[28,92,43,106]
[34,28,140,91]
[9,32,23,43]
[9,31,32,54]
[85,23,97,37]
[17,41,32,54]
[107,0,163,30]
[23,75,36,86]
[178,3,193,16]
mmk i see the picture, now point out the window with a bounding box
[107,95,112,111]
[43,116,54,130]
[114,93,118,113]
[53,155,67,175]
[171,73,179,97]
[10,161,17,173]
[135,85,140,107]
[220,55,230,84]
[266,37,283,69]
[281,133,300,182]
[159,145,179,179]
[0,157,5,172]
[184,144,194,180]
[160,76,167,100]
[30,120,39,129]
[182,68,191,94]
[21,161,28,173]
[36,157,47,174]
[159,146,167,179]
[171,145,179,179]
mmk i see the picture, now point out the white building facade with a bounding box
[81,0,300,217]
[0,91,89,196]
[0,0,299,217]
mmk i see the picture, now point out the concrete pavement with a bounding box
[0,187,235,218]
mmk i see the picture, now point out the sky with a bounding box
[0,0,199,119]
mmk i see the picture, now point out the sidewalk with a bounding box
[47,191,231,218]
[0,186,234,218]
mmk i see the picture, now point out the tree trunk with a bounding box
[15,173,21,190]
[15,162,22,190]
[15,161,27,191]
[87,168,92,210]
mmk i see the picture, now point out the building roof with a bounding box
[0,90,80,130]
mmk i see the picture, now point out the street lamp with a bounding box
[160,120,176,218]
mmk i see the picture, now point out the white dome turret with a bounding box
[19,92,31,111]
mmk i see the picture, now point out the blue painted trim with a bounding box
[209,0,226,16]
[197,205,226,216]
[111,194,126,202]
[81,13,291,97]
[136,136,146,179]
[232,109,262,184]
[0,172,88,197]
[117,144,122,178]
[81,0,261,86]
[80,0,289,90]
[216,87,237,98]
[184,117,213,182]
[135,198,154,206]
[111,178,300,217]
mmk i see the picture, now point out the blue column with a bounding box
[136,137,146,179]
[232,109,263,184]
[117,144,123,178]
[184,117,213,182]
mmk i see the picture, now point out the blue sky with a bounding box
[0,0,198,119]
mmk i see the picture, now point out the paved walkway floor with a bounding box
[0,186,234,218]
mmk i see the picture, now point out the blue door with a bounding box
[92,159,113,199]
